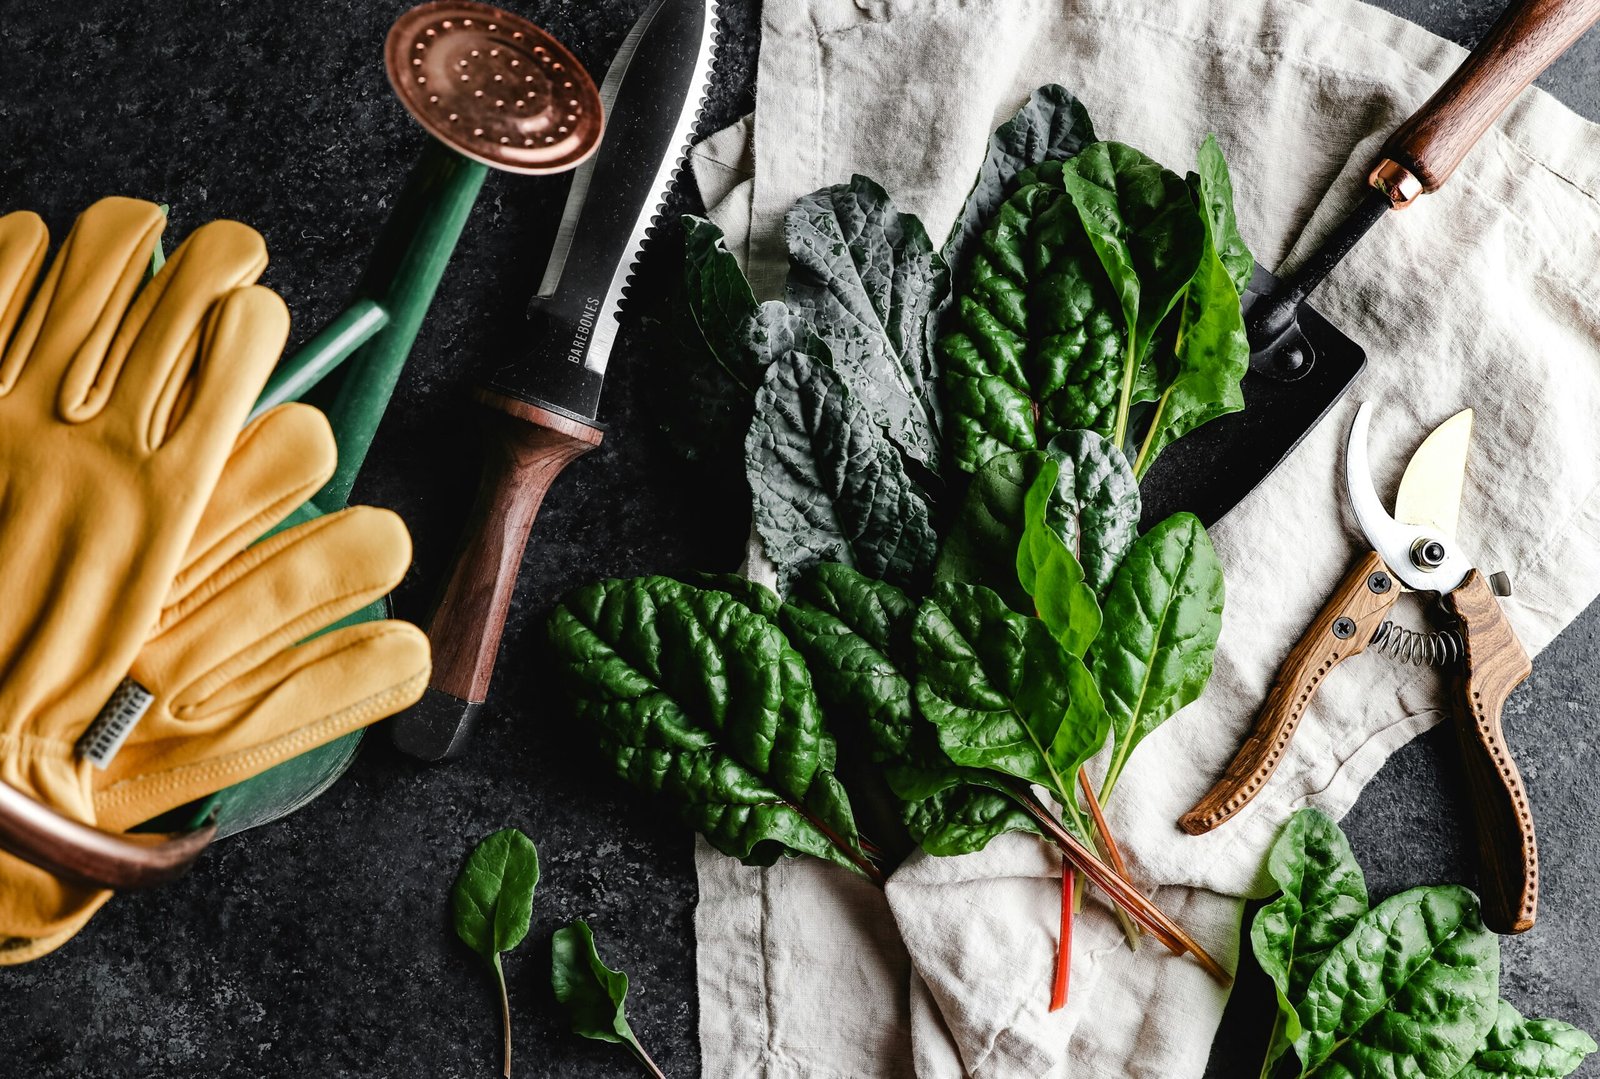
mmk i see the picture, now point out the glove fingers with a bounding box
[144,505,413,693]
[155,284,288,458]
[0,198,164,403]
[95,621,430,831]
[168,403,337,606]
[0,211,48,364]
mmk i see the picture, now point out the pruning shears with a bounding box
[1178,401,1538,934]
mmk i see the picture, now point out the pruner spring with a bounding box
[1370,619,1464,667]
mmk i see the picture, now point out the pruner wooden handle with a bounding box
[1444,570,1538,933]
[1179,552,1400,835]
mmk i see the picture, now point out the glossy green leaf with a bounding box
[682,215,762,392]
[936,450,1053,612]
[1058,141,1205,450]
[1131,139,1251,478]
[686,572,781,624]
[1044,429,1140,596]
[914,581,1109,804]
[779,563,1034,856]
[1295,885,1501,1078]
[1018,459,1101,657]
[943,84,1097,277]
[940,169,1127,472]
[1453,1000,1598,1078]
[1092,513,1224,795]
[746,353,937,589]
[785,175,948,469]
[452,828,540,960]
[1251,808,1369,1065]
[550,920,666,1078]
[547,576,872,877]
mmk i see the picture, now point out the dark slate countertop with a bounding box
[1,2,1596,1077]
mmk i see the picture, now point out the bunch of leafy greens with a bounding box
[1253,808,1596,1079]
[551,920,668,1079]
[451,828,540,1079]
[551,85,1247,1007]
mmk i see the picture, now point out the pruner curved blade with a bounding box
[1345,401,1475,593]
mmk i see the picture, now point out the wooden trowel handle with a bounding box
[1443,570,1538,933]
[1179,553,1399,835]
[1379,0,1600,196]
[389,393,602,761]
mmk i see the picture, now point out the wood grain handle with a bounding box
[427,394,602,702]
[1444,570,1538,933]
[1179,553,1400,835]
[1379,0,1600,195]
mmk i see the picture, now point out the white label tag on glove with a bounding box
[77,677,155,769]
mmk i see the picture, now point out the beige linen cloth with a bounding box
[688,0,1600,1074]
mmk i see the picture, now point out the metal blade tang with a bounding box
[477,0,720,424]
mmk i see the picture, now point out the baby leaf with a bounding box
[914,581,1109,808]
[1250,808,1369,1066]
[746,352,937,589]
[1058,141,1205,450]
[1018,459,1101,658]
[681,215,762,392]
[1453,1000,1598,1078]
[1092,512,1224,797]
[1190,134,1253,295]
[551,920,666,1079]
[451,828,540,1079]
[943,84,1097,278]
[779,563,1034,857]
[1045,429,1140,596]
[936,450,1053,611]
[785,175,948,469]
[548,576,878,881]
[1295,886,1500,1078]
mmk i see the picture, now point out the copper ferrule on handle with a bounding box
[1368,158,1425,209]
[0,777,215,891]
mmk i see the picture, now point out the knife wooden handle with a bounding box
[1179,552,1399,835]
[391,393,601,759]
[1443,570,1538,933]
[1380,0,1600,195]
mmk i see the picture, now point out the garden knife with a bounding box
[391,0,720,761]
[1180,403,1538,933]
[1138,0,1600,529]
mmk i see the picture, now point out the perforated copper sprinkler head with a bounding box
[385,0,603,175]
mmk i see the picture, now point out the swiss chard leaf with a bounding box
[1091,512,1224,796]
[547,576,875,879]
[1131,138,1251,479]
[550,920,665,1078]
[940,171,1127,471]
[451,828,540,1079]
[1251,808,1369,1065]
[1058,141,1206,451]
[1453,1000,1598,1078]
[779,563,1034,857]
[913,580,1109,805]
[943,84,1097,278]
[746,353,937,590]
[1295,886,1501,1078]
[1044,429,1140,596]
[1018,459,1101,658]
[785,175,948,469]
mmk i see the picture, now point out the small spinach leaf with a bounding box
[682,215,762,392]
[551,920,667,1078]
[1191,134,1252,295]
[1045,429,1140,596]
[1091,512,1224,796]
[1453,1000,1598,1078]
[1018,459,1101,658]
[548,576,878,880]
[943,84,1097,278]
[1295,886,1500,1078]
[935,450,1053,611]
[451,828,540,1079]
[746,353,937,590]
[785,175,948,469]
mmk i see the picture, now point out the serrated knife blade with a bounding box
[476,0,719,425]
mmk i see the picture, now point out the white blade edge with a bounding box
[1393,407,1474,540]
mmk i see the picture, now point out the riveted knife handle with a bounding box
[390,393,602,761]
[1377,0,1600,199]
[1444,570,1538,933]
[1180,552,1400,835]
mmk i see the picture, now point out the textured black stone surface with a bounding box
[0,2,1596,1077]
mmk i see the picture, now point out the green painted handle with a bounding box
[250,299,390,424]
[316,139,489,508]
